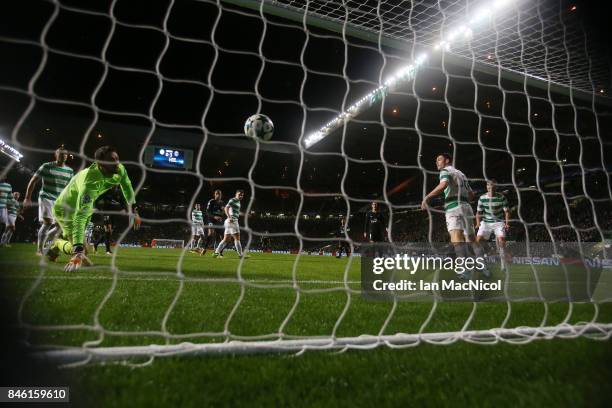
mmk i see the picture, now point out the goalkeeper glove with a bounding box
[64,245,93,272]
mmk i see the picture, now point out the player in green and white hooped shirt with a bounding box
[189,203,205,251]
[47,146,136,272]
[1,192,23,247]
[476,179,510,270]
[24,146,74,255]
[422,153,488,278]
[213,190,247,258]
[0,177,13,243]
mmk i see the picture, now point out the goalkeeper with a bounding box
[47,146,136,271]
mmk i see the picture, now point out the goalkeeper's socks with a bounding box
[215,240,227,255]
[54,238,73,255]
[234,240,243,257]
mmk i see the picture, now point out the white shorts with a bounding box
[85,231,93,244]
[223,219,240,235]
[477,221,505,239]
[0,208,7,225]
[7,214,16,227]
[191,224,205,236]
[445,203,475,237]
[38,197,55,222]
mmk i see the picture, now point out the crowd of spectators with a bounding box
[9,192,611,252]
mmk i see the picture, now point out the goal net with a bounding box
[0,0,611,367]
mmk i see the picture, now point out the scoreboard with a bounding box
[144,145,193,170]
[154,147,184,168]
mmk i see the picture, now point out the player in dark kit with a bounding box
[336,217,351,259]
[363,202,387,242]
[200,189,224,255]
[364,202,387,256]
[94,215,113,255]
[91,224,103,250]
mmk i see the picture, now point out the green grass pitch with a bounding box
[0,244,611,407]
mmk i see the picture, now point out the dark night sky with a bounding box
[0,0,611,216]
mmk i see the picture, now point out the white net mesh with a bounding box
[0,0,611,367]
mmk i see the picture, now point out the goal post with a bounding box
[35,323,612,365]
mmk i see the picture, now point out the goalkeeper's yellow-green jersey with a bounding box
[53,163,135,245]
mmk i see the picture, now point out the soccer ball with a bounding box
[244,114,274,141]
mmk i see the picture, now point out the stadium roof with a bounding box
[226,0,611,98]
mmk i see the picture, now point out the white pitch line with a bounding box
[0,274,591,287]
[0,274,362,285]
